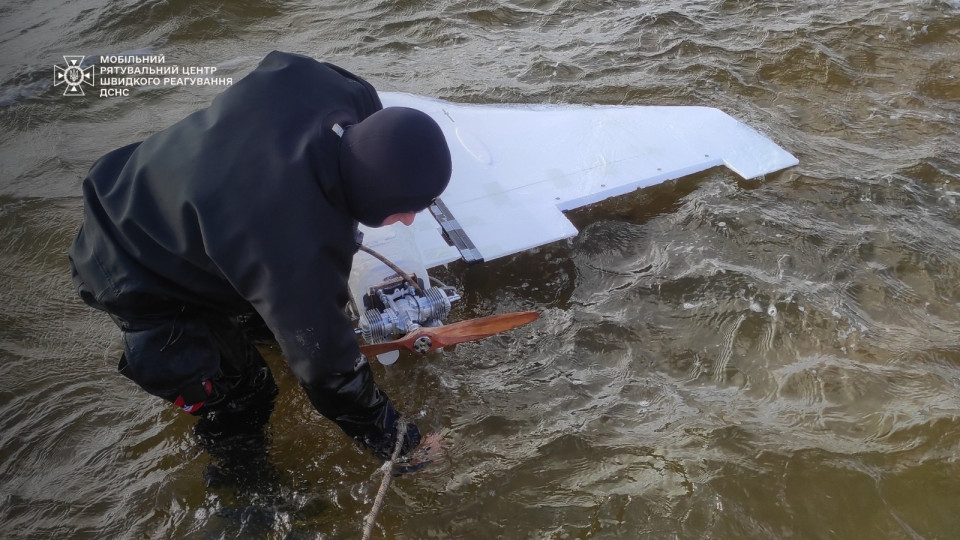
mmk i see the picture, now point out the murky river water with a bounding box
[2,0,960,538]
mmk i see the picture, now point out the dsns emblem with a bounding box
[54,56,95,96]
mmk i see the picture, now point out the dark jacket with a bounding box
[69,51,415,459]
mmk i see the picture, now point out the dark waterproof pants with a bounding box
[115,309,279,487]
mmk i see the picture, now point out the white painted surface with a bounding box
[352,93,798,290]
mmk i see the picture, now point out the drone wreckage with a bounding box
[348,92,798,363]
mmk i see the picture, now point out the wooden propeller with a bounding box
[359,311,539,357]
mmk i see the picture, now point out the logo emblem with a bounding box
[54,56,95,96]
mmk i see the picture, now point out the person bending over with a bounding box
[68,51,451,479]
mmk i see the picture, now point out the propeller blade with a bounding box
[360,311,539,357]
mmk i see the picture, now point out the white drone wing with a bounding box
[354,92,797,277]
[349,93,797,359]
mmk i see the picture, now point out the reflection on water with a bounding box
[2,0,960,538]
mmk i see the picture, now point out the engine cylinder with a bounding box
[359,286,454,343]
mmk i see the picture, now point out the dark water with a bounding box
[2,1,960,538]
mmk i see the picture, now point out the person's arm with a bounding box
[297,350,421,460]
[268,244,421,459]
[205,188,419,460]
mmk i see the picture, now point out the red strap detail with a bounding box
[174,385,208,414]
[172,380,214,414]
[183,401,205,414]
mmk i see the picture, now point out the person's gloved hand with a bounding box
[364,406,421,461]
[395,431,444,475]
[397,420,422,456]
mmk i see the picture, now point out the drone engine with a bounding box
[358,274,460,344]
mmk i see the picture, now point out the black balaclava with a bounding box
[339,107,452,227]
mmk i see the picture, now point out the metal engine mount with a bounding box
[358,274,461,344]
